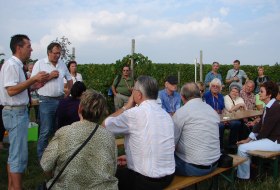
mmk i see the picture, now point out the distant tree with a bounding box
[114,53,153,79]
[52,36,72,62]
[275,62,279,66]
[0,53,5,64]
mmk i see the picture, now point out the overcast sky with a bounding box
[0,0,279,65]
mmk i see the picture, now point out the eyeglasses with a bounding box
[211,85,220,88]
[51,51,61,55]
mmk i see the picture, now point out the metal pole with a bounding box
[178,71,180,91]
[72,47,75,61]
[194,58,197,83]
[131,39,135,80]
[200,50,203,82]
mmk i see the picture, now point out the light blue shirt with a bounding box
[226,69,248,89]
[158,89,181,114]
[204,71,223,91]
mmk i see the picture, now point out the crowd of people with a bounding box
[0,34,280,189]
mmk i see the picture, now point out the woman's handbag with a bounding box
[42,124,99,190]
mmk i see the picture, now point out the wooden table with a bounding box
[115,138,124,147]
[220,110,263,122]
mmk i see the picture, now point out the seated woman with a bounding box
[224,84,247,145]
[41,89,118,189]
[56,81,86,129]
[237,81,280,180]
[224,84,247,113]
[204,78,241,152]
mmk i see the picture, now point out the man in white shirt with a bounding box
[173,82,220,176]
[104,75,175,190]
[0,34,49,190]
[31,42,73,160]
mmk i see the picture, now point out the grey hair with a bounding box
[229,84,241,92]
[209,78,222,88]
[180,82,201,101]
[245,80,255,87]
[134,75,158,99]
[80,89,107,122]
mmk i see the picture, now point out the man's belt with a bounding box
[39,95,64,100]
[3,105,27,110]
[190,160,219,169]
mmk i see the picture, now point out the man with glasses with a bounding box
[204,62,224,92]
[104,76,175,190]
[111,65,134,110]
[203,78,240,153]
[31,42,73,160]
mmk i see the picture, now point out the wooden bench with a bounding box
[164,154,247,190]
[115,138,124,148]
[248,150,280,180]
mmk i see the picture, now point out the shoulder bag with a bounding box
[46,124,99,190]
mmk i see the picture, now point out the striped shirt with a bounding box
[31,58,72,97]
[173,98,221,165]
[105,100,175,178]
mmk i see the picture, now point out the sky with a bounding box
[0,0,279,65]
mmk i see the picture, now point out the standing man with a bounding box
[158,75,181,116]
[31,42,73,160]
[173,82,220,176]
[0,34,49,190]
[204,61,224,92]
[104,76,175,190]
[111,65,134,110]
[226,60,249,89]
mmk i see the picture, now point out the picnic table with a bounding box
[220,110,263,122]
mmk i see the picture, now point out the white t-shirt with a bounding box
[224,95,245,112]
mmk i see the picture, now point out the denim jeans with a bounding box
[2,106,29,172]
[37,96,60,160]
[175,155,217,176]
[219,120,241,149]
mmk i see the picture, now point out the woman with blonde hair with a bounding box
[41,90,118,189]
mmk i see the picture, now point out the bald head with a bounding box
[180,82,201,103]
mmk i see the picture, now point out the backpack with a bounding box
[108,75,122,97]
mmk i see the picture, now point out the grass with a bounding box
[1,142,280,190]
[0,142,45,190]
[1,109,280,189]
